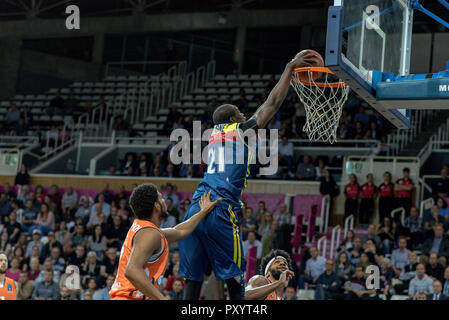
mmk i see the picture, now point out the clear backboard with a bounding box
[326,0,413,129]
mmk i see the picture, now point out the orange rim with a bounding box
[292,67,348,88]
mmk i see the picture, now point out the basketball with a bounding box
[295,49,325,82]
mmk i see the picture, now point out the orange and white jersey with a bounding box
[264,279,280,300]
[110,219,169,300]
[246,275,281,300]
[0,277,16,300]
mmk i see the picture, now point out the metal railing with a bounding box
[344,215,354,239]
[420,197,434,219]
[330,225,341,260]
[387,110,437,156]
[321,195,331,234]
[391,207,406,225]
[104,60,187,78]
[417,118,449,164]
[317,236,328,258]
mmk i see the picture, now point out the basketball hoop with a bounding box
[291,67,350,144]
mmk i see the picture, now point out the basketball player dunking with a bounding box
[0,252,17,300]
[179,52,316,300]
[245,249,294,300]
[109,184,220,300]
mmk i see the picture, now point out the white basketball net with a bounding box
[291,70,350,144]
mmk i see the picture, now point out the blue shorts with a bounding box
[178,200,245,282]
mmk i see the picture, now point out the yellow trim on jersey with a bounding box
[228,205,242,269]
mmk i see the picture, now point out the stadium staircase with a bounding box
[398,110,449,157]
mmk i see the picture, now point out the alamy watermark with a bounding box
[365,265,380,290]
[169,121,279,176]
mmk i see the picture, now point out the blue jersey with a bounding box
[193,122,257,211]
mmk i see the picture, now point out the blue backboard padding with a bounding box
[377,78,449,100]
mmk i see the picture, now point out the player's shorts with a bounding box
[178,200,245,282]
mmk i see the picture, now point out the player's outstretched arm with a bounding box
[162,191,222,243]
[125,228,168,300]
[252,53,316,129]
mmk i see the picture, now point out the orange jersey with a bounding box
[265,279,279,300]
[0,277,16,300]
[110,219,169,300]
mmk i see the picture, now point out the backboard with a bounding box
[326,0,413,129]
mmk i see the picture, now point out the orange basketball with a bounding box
[295,49,324,82]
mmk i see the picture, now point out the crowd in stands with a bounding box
[0,179,190,300]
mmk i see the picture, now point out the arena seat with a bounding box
[297,289,315,300]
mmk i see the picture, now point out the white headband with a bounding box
[264,256,288,276]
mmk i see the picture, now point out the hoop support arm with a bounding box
[411,0,449,29]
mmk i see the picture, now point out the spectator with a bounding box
[31,203,55,236]
[88,225,107,259]
[6,256,21,281]
[391,236,410,278]
[335,252,353,282]
[87,204,107,230]
[61,186,78,221]
[435,197,449,224]
[36,258,60,284]
[47,185,62,211]
[5,103,21,127]
[339,230,355,253]
[421,224,449,266]
[59,285,75,301]
[163,184,179,208]
[267,117,281,131]
[49,247,66,275]
[408,263,433,300]
[163,263,184,295]
[81,251,101,287]
[278,136,295,177]
[90,193,111,217]
[242,231,262,260]
[344,174,359,220]
[258,211,274,244]
[82,277,98,300]
[15,164,30,186]
[32,269,60,300]
[296,155,316,181]
[433,167,449,198]
[40,231,63,263]
[284,286,298,300]
[315,158,328,181]
[0,193,12,223]
[112,115,131,137]
[298,247,326,289]
[273,203,291,227]
[168,279,184,300]
[178,199,191,222]
[342,265,378,300]
[315,260,340,300]
[394,167,414,221]
[376,216,396,255]
[348,237,363,265]
[403,207,423,249]
[425,252,445,283]
[93,274,114,300]
[75,196,92,224]
[394,251,419,295]
[4,183,16,200]
[427,280,448,300]
[70,223,88,248]
[354,106,370,126]
[48,91,64,115]
[100,247,119,279]
[68,245,86,269]
[0,232,12,258]
[5,211,21,244]
[362,224,381,248]
[25,229,42,257]
[319,169,339,200]
[27,256,41,281]
[16,271,34,300]
[117,198,130,221]
[94,184,114,205]
[359,173,376,227]
[105,215,127,249]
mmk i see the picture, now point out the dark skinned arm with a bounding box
[124,228,168,300]
[162,191,221,243]
[251,53,316,129]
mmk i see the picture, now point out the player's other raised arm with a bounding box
[252,53,316,129]
[162,191,222,243]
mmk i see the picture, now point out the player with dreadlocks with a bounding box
[245,249,295,300]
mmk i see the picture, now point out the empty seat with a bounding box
[253,81,264,87]
[262,74,272,80]
[133,123,144,130]
[250,74,262,80]
[39,115,50,121]
[228,81,239,87]
[0,101,10,107]
[215,75,225,80]
[195,95,206,101]
[226,74,237,80]
[238,74,249,80]
[205,88,217,94]
[241,81,251,87]
[52,115,63,122]
[116,76,127,81]
[72,82,83,87]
